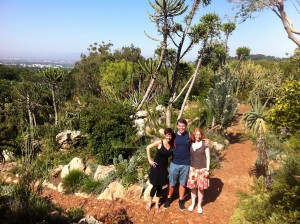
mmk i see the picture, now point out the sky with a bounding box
[0,0,299,62]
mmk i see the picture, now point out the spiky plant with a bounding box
[241,94,271,188]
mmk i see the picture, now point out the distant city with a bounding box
[0,55,81,68]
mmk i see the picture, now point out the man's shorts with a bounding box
[169,162,190,186]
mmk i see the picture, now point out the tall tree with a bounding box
[139,0,214,127]
[228,0,300,47]
[178,13,223,120]
[41,68,68,126]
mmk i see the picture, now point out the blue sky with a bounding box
[0,0,298,62]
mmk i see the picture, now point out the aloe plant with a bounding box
[241,94,271,188]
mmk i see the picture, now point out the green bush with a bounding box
[81,171,117,194]
[67,207,84,222]
[62,170,88,194]
[205,67,237,130]
[231,153,300,224]
[267,80,300,134]
[113,154,141,188]
[80,98,136,165]
[10,183,53,224]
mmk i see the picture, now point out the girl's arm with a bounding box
[146,140,161,167]
[205,147,210,171]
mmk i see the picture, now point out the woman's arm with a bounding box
[205,147,210,171]
[146,140,161,167]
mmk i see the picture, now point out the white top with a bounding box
[192,141,203,151]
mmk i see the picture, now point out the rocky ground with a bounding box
[42,104,257,224]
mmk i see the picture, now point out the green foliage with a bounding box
[62,170,88,194]
[80,98,136,165]
[81,171,117,194]
[99,207,133,224]
[236,46,250,60]
[113,44,144,62]
[230,59,284,100]
[241,94,268,135]
[267,80,300,134]
[73,41,113,97]
[67,207,84,222]
[0,64,23,81]
[205,67,237,129]
[231,153,300,224]
[268,156,300,222]
[113,154,141,188]
[99,59,142,98]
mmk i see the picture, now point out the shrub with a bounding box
[113,155,141,188]
[62,170,88,194]
[80,98,136,165]
[267,80,300,134]
[231,153,300,224]
[81,171,117,194]
[67,207,84,222]
[205,67,237,130]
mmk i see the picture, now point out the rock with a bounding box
[78,216,103,224]
[134,118,146,135]
[57,182,64,193]
[93,165,115,181]
[61,157,86,178]
[52,165,64,177]
[136,110,148,118]
[85,166,93,176]
[143,181,153,201]
[124,184,143,200]
[97,188,113,200]
[56,130,81,149]
[158,128,165,137]
[155,105,165,111]
[97,181,125,200]
[213,141,224,151]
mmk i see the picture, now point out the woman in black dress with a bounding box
[145,128,174,213]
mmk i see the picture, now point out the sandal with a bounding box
[156,207,162,213]
[145,203,151,212]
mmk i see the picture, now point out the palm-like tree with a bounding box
[41,68,67,126]
[241,94,271,188]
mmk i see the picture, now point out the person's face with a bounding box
[195,131,201,142]
[177,122,187,134]
[165,133,172,142]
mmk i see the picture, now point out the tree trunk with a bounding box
[51,85,58,126]
[177,57,203,120]
[166,103,173,128]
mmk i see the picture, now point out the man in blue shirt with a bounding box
[164,118,190,211]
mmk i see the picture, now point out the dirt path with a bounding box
[41,104,258,224]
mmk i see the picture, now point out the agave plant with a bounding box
[241,94,268,135]
[241,94,272,188]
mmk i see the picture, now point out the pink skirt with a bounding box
[187,166,209,190]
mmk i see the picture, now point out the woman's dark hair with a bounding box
[164,128,173,135]
[164,128,175,146]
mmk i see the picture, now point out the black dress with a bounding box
[149,140,173,186]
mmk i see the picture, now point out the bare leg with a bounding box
[155,196,161,213]
[197,189,204,213]
[168,185,175,199]
[188,188,197,211]
[146,196,153,211]
[179,184,186,200]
